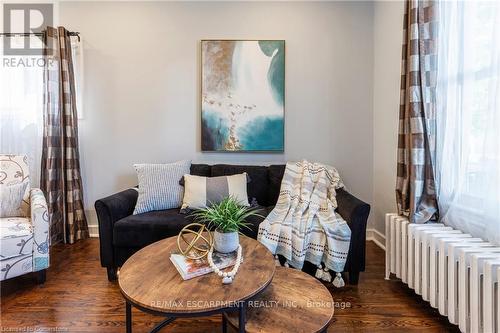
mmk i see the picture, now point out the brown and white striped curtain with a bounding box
[41,27,89,244]
[396,0,439,224]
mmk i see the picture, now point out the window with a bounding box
[0,36,44,187]
[0,35,83,186]
[435,1,500,245]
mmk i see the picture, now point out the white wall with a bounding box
[372,0,404,235]
[59,1,375,231]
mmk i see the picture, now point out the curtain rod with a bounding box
[0,31,80,41]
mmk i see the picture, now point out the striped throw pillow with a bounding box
[133,161,191,215]
[181,173,249,210]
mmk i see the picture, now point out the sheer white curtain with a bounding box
[0,36,44,187]
[0,36,83,187]
[436,1,500,245]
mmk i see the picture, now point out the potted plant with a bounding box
[192,196,262,253]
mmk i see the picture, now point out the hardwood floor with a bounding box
[1,239,459,333]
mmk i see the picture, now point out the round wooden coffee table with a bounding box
[118,234,275,333]
[225,267,334,333]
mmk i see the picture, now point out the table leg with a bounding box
[126,301,132,333]
[238,302,246,333]
[150,317,176,333]
[222,313,228,333]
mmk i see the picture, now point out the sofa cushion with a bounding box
[113,205,273,248]
[190,164,211,177]
[211,165,269,206]
[243,205,274,239]
[268,165,286,206]
[114,209,195,247]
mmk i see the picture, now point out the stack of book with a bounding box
[170,248,240,280]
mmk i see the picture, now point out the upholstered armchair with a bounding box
[0,155,49,282]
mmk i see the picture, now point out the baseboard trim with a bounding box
[366,228,385,251]
[89,225,99,238]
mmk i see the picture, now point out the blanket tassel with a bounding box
[321,268,332,282]
[274,255,281,267]
[315,265,324,279]
[332,272,345,288]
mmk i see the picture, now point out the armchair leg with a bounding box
[349,271,360,285]
[107,267,117,281]
[36,269,47,284]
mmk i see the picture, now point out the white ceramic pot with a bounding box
[213,230,239,253]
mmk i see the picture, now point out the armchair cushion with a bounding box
[0,253,32,281]
[0,155,31,217]
[0,182,29,217]
[0,217,34,281]
[0,217,33,258]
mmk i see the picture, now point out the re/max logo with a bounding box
[2,3,53,55]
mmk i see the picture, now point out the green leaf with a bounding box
[191,196,263,233]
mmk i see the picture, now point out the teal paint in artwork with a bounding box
[258,41,285,106]
[237,116,284,151]
[202,109,230,150]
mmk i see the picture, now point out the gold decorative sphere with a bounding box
[177,223,213,259]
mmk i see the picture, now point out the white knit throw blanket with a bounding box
[258,161,351,278]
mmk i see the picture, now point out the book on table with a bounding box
[170,248,240,280]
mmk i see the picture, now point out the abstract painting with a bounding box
[201,40,285,152]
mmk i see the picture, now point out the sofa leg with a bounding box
[36,269,46,284]
[107,267,117,281]
[349,271,360,285]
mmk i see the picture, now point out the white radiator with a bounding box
[385,213,500,333]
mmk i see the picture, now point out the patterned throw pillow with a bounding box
[0,182,29,218]
[181,173,249,210]
[133,160,191,215]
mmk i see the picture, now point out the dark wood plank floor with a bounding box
[1,239,459,333]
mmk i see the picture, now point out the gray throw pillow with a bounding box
[0,182,29,218]
[133,160,191,215]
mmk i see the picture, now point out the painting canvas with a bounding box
[201,40,285,152]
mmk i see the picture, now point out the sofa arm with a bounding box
[30,188,50,271]
[336,188,371,274]
[95,188,138,268]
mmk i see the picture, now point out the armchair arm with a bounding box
[30,188,49,271]
[95,188,138,268]
[336,188,371,273]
